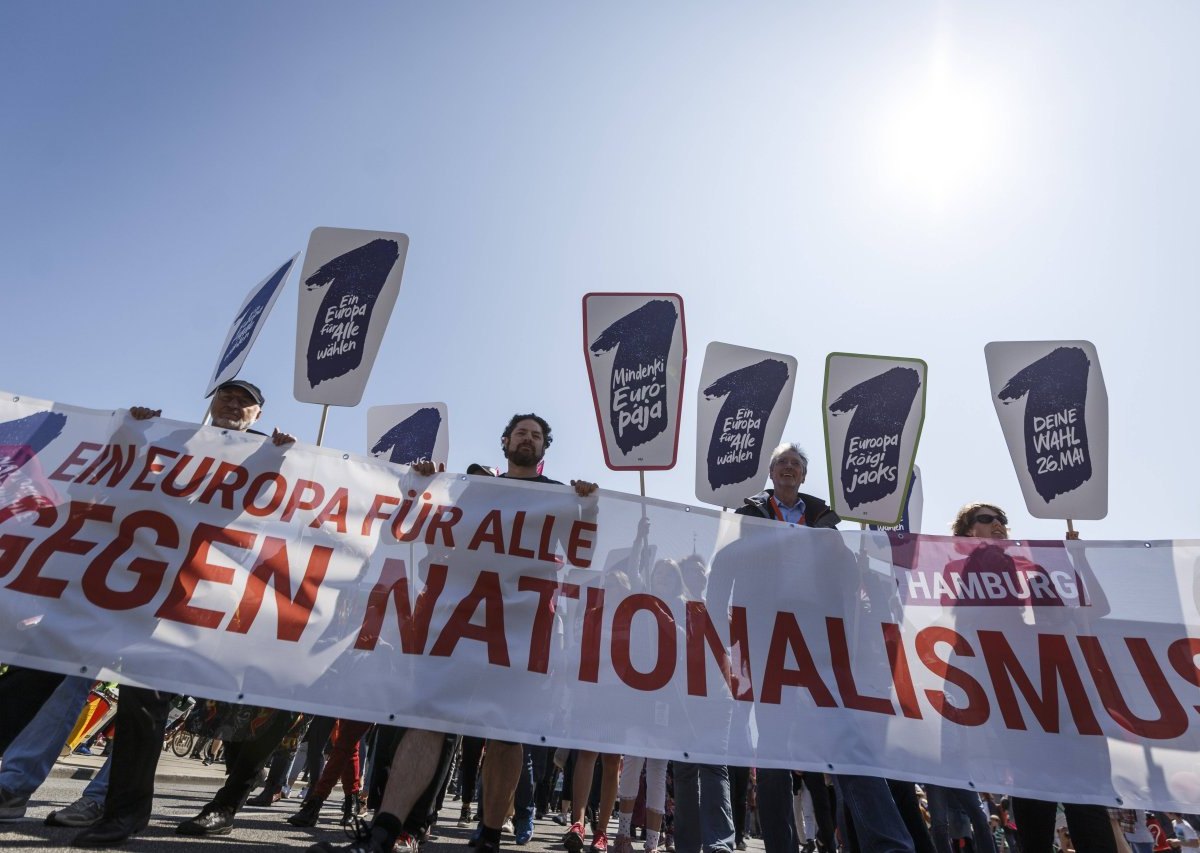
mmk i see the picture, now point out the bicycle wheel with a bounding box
[170,730,195,757]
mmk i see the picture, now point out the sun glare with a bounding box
[876,48,1004,212]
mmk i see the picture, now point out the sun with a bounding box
[875,48,1006,211]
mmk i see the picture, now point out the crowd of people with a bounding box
[0,378,1191,853]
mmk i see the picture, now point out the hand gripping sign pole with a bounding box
[293,227,410,446]
[984,341,1109,537]
[582,293,687,497]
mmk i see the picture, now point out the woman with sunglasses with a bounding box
[946,503,1115,853]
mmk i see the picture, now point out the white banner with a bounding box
[985,341,1109,520]
[695,342,797,508]
[206,255,297,397]
[824,353,927,526]
[583,293,686,471]
[294,227,409,407]
[367,403,449,467]
[3,394,1200,810]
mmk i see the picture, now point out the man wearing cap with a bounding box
[71,379,296,847]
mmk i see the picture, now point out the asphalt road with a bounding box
[0,753,770,853]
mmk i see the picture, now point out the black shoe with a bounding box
[341,792,366,826]
[288,798,325,827]
[71,814,149,847]
[176,806,234,836]
[306,823,394,852]
[248,788,282,807]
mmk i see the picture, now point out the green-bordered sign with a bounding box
[823,352,927,526]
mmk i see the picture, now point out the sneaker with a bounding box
[0,789,29,821]
[503,819,515,835]
[563,822,586,853]
[393,832,419,853]
[514,815,534,845]
[591,832,609,853]
[736,843,747,851]
[45,797,104,827]
[458,807,474,828]
[551,814,569,826]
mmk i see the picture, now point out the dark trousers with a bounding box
[758,768,798,853]
[210,710,296,811]
[729,766,750,844]
[304,715,336,786]
[0,666,65,752]
[800,772,837,853]
[460,735,485,806]
[1012,799,1117,853]
[888,780,937,853]
[105,685,171,821]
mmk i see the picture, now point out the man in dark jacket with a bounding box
[732,443,917,853]
[734,443,839,530]
[732,443,838,853]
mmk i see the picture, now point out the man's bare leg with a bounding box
[307,728,443,853]
[481,741,523,829]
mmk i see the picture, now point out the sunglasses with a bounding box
[972,512,1008,527]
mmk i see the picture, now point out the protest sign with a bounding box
[205,255,297,397]
[695,342,797,508]
[867,465,923,534]
[294,227,409,407]
[366,403,449,467]
[4,392,1200,811]
[583,293,686,470]
[985,341,1108,520]
[824,353,927,526]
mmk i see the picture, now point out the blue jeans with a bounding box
[757,769,798,853]
[924,784,996,853]
[0,675,99,798]
[833,775,915,853]
[673,763,735,853]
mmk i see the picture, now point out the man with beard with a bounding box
[308,413,597,853]
[70,379,297,847]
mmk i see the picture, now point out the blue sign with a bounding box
[304,238,400,389]
[704,358,791,490]
[370,406,442,465]
[589,299,678,454]
[828,366,922,510]
[997,346,1092,503]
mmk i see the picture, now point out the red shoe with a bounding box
[591,832,609,853]
[563,823,586,853]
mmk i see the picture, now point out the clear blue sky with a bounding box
[3,1,1197,541]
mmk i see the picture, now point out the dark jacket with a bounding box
[735,488,841,529]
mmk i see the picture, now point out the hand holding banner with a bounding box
[583,293,686,471]
[985,340,1108,520]
[294,227,410,407]
[695,342,797,507]
[823,353,926,526]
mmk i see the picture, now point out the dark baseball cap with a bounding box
[210,379,265,406]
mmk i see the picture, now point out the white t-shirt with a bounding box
[1173,818,1199,848]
